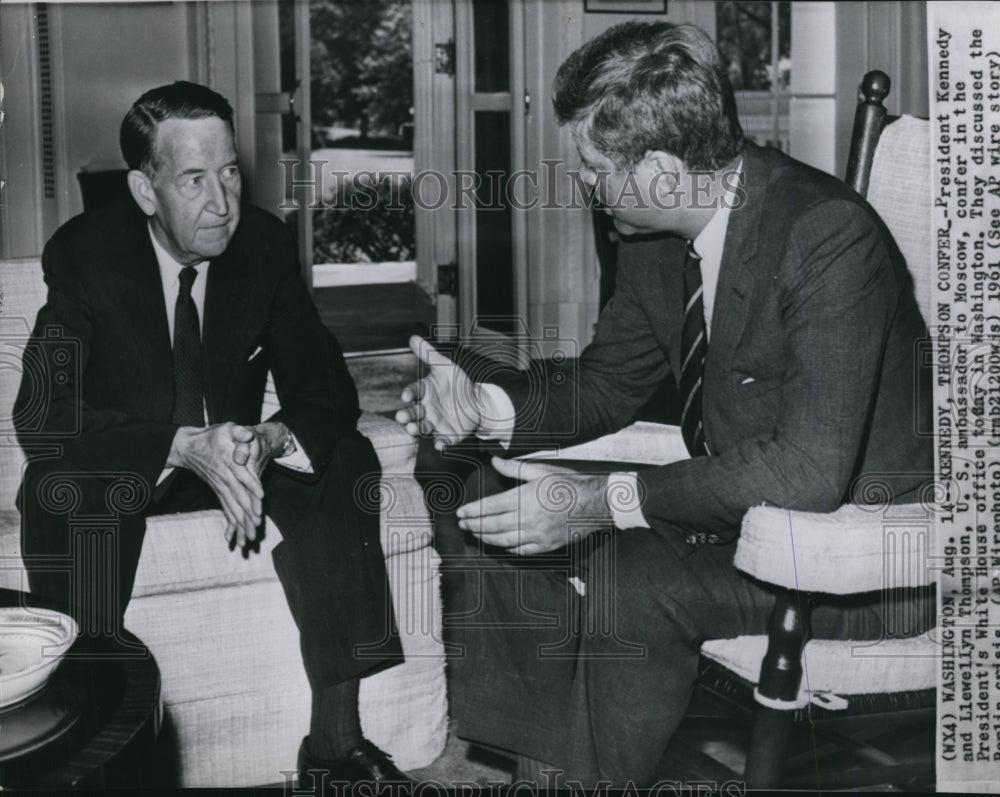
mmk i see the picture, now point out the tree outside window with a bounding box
[280,0,416,265]
[716,1,791,151]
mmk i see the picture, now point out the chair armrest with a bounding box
[735,504,934,595]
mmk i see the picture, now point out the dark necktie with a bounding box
[679,243,709,457]
[172,266,205,427]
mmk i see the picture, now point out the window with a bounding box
[280,0,416,269]
[716,1,791,151]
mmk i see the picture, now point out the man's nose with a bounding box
[205,176,230,216]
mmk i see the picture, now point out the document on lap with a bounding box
[514,421,690,468]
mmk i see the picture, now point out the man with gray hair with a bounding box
[397,20,932,786]
[16,81,408,786]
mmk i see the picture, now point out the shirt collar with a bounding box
[689,158,742,262]
[148,222,207,284]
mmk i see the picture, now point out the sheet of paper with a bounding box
[516,421,690,467]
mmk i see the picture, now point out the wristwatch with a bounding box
[279,427,297,458]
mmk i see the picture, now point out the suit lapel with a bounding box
[654,141,771,389]
[202,247,256,422]
[114,213,175,420]
[655,234,688,385]
[706,144,768,373]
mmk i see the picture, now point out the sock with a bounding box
[308,678,363,759]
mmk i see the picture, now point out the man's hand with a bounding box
[395,335,482,451]
[232,421,290,478]
[167,423,264,549]
[456,457,612,555]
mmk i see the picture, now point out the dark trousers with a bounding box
[436,458,934,786]
[19,430,402,691]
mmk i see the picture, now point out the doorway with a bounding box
[275,0,426,353]
[276,0,528,351]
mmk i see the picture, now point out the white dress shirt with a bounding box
[149,225,311,479]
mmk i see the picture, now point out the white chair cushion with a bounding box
[701,632,936,705]
[866,114,932,322]
[736,503,935,594]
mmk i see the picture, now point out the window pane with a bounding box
[473,0,509,93]
[475,111,514,333]
[281,0,416,265]
[715,1,791,91]
[716,1,791,151]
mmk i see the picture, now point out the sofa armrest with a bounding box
[735,504,935,595]
[358,411,419,475]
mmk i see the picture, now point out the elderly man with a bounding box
[15,81,407,785]
[396,21,933,786]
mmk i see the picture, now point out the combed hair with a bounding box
[120,81,234,173]
[552,21,745,171]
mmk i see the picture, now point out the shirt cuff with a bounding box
[274,433,313,472]
[607,472,649,529]
[156,467,174,486]
[474,383,515,450]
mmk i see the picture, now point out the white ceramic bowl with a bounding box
[0,607,78,709]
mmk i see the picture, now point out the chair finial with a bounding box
[860,71,891,105]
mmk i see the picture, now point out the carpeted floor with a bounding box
[317,283,429,354]
[406,722,513,787]
[346,350,418,415]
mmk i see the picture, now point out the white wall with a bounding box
[832,1,928,178]
[792,1,928,177]
[0,1,258,258]
[790,2,838,173]
[53,2,196,216]
[1,3,48,257]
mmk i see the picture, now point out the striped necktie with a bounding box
[679,243,708,457]
[172,266,205,427]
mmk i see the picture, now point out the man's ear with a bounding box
[642,150,685,202]
[127,169,157,216]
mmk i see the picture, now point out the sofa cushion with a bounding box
[0,260,48,516]
[160,689,309,787]
[124,545,446,785]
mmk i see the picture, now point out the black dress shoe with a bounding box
[298,736,413,786]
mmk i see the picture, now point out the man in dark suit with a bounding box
[395,21,933,786]
[14,81,408,784]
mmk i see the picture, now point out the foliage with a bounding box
[354,3,413,136]
[309,174,415,264]
[716,1,792,91]
[282,0,414,139]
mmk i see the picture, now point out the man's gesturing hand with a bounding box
[395,335,482,451]
[456,457,612,555]
[168,423,264,549]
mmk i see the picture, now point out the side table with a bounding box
[0,588,162,789]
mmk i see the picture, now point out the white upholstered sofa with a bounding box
[0,258,447,786]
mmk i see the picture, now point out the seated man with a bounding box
[15,81,407,785]
[396,21,933,787]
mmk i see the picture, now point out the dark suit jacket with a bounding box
[499,142,933,538]
[14,199,359,495]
